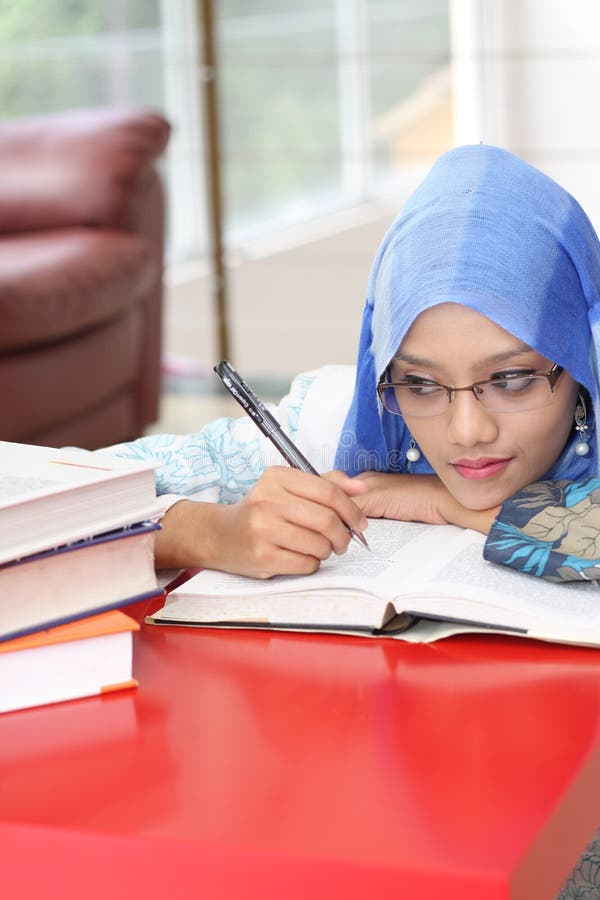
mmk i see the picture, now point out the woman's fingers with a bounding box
[253,467,369,537]
[213,467,370,577]
[154,469,367,578]
[322,468,370,497]
[244,495,350,559]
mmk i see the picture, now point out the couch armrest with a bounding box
[0,106,170,233]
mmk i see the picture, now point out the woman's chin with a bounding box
[446,481,510,512]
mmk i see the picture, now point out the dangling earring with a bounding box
[406,437,421,464]
[574,394,590,457]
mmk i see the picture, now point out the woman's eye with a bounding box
[404,376,443,396]
[490,372,535,393]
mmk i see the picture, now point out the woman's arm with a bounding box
[107,369,324,504]
[353,472,500,534]
[154,468,368,578]
[105,370,370,576]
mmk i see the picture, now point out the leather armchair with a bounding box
[0,106,171,449]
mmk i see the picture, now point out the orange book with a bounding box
[0,610,139,714]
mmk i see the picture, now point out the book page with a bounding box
[369,522,482,593]
[173,519,453,599]
[436,541,600,617]
[402,538,600,638]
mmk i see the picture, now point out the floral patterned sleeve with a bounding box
[483,478,600,582]
[106,371,318,504]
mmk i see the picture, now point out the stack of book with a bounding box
[0,440,163,713]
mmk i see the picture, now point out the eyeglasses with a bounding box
[377,364,564,418]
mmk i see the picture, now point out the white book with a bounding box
[149,518,600,647]
[0,610,139,714]
[0,441,158,564]
[0,521,162,641]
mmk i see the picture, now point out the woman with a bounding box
[331,140,600,583]
[109,143,600,896]
[110,143,600,584]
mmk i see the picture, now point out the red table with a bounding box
[2,596,600,900]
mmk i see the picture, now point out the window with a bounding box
[0,0,451,261]
[217,0,452,242]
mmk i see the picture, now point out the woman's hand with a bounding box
[154,467,369,578]
[353,472,500,534]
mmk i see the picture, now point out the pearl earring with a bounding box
[574,395,590,457]
[406,438,421,463]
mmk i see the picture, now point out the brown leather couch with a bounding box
[0,106,171,449]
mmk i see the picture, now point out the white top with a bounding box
[108,365,357,516]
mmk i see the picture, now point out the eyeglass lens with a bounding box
[381,374,556,417]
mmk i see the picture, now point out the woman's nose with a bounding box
[445,390,500,447]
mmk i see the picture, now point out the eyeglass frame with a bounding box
[377,363,564,417]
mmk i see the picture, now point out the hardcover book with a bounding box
[0,441,158,565]
[0,609,140,713]
[0,521,162,641]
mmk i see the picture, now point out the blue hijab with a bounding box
[335,144,600,481]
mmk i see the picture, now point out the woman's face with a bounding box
[390,303,580,510]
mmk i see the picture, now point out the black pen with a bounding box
[214,360,370,551]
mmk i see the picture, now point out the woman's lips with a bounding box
[451,457,512,480]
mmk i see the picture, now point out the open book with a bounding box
[148,519,600,646]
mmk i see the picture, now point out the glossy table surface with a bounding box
[2,594,600,900]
